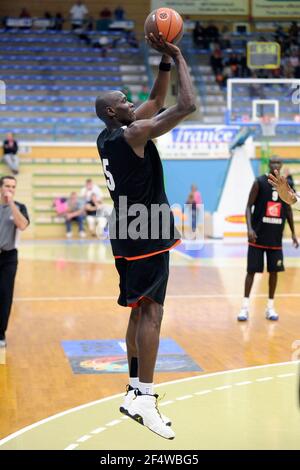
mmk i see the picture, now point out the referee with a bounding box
[0,176,29,347]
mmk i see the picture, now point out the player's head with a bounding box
[95,91,135,126]
[269,156,283,175]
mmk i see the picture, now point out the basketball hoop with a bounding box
[260,115,277,137]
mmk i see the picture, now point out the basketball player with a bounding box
[95,34,195,439]
[238,157,298,322]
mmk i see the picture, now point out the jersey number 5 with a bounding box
[103,158,115,191]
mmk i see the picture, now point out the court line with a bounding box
[0,360,298,447]
[66,369,297,450]
[14,293,300,302]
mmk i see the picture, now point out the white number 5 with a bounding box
[102,158,115,191]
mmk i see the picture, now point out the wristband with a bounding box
[159,62,171,71]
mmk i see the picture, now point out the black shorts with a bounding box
[247,245,284,273]
[115,251,170,307]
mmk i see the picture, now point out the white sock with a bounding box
[139,381,154,395]
[242,297,250,309]
[267,299,274,309]
[129,377,139,389]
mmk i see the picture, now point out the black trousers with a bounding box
[0,249,18,339]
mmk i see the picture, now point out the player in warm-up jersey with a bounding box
[95,34,196,439]
[238,157,298,322]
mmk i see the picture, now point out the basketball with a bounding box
[144,8,184,44]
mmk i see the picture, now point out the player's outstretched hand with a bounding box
[145,32,181,59]
[268,169,297,205]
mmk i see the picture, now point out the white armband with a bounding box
[293,195,300,211]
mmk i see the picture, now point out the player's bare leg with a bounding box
[119,307,141,415]
[136,299,163,385]
[126,307,140,379]
[126,299,174,439]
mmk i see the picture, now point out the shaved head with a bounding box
[270,155,282,165]
[269,155,283,174]
[95,91,123,122]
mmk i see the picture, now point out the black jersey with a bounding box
[251,174,288,249]
[97,126,180,258]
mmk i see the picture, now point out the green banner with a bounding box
[253,0,300,18]
[151,0,248,15]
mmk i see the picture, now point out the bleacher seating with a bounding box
[0,29,148,140]
[0,155,110,238]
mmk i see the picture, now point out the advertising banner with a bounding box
[151,0,248,15]
[253,1,300,18]
[156,125,240,159]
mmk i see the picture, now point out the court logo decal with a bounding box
[61,338,202,374]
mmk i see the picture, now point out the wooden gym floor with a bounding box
[0,239,299,448]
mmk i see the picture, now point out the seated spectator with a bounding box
[210,48,223,76]
[70,1,89,30]
[205,22,219,43]
[193,21,206,48]
[44,11,53,30]
[20,8,31,18]
[80,179,103,202]
[100,7,112,19]
[64,192,86,238]
[53,197,68,215]
[3,133,19,175]
[85,193,108,238]
[114,6,125,20]
[53,12,64,31]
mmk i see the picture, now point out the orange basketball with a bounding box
[144,8,184,44]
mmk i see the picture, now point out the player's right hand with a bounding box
[248,229,257,243]
[146,32,181,59]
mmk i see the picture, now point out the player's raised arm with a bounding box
[124,37,196,154]
[134,37,171,120]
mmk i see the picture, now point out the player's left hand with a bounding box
[145,32,180,59]
[268,169,297,205]
[292,233,299,248]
